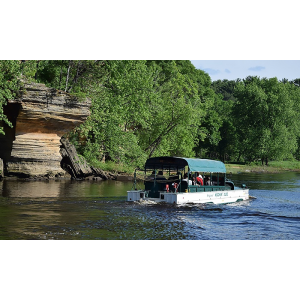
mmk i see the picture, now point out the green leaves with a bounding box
[0,60,21,135]
[72,60,216,167]
[233,76,300,164]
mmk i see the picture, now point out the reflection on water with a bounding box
[230,172,300,192]
[1,172,300,240]
[2,179,133,198]
[0,179,134,239]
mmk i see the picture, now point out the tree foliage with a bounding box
[75,60,216,168]
[233,76,300,164]
[0,61,21,134]
[1,60,300,168]
[211,79,238,101]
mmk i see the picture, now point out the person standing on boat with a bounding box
[196,173,203,186]
[183,173,192,185]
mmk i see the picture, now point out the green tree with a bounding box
[141,60,204,158]
[291,78,300,87]
[0,61,21,135]
[76,60,217,167]
[75,60,154,167]
[233,76,299,164]
[211,79,238,101]
[35,60,106,97]
[215,98,239,161]
[7,60,253,169]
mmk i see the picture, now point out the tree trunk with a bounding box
[68,60,80,92]
[60,137,93,178]
[65,60,71,92]
[35,61,40,80]
[60,137,116,180]
[59,63,63,89]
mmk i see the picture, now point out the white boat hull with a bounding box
[127,189,249,205]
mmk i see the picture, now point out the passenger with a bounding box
[156,170,166,180]
[169,172,179,181]
[147,170,156,180]
[205,176,211,186]
[196,173,203,186]
[182,173,192,185]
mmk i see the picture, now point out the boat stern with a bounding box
[127,190,146,202]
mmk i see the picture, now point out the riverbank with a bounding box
[1,160,299,182]
[86,160,300,178]
[225,161,300,174]
[98,160,300,176]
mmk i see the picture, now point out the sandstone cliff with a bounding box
[0,81,91,178]
[0,158,3,179]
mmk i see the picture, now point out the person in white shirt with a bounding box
[182,173,192,185]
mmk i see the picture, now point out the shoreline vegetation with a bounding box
[1,160,299,182]
[95,160,300,178]
[225,161,300,174]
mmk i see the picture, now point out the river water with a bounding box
[1,172,300,240]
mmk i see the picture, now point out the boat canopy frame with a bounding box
[144,156,226,174]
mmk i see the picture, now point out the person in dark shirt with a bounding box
[205,176,211,186]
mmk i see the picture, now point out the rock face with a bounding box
[0,158,3,179]
[1,81,91,178]
[60,137,116,180]
[60,137,93,178]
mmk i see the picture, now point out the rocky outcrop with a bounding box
[1,81,91,178]
[60,137,93,178]
[60,137,116,180]
[0,158,3,180]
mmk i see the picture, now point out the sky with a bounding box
[191,60,300,82]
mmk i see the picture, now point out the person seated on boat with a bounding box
[205,176,211,186]
[195,173,203,186]
[146,170,156,180]
[211,176,218,186]
[182,173,192,185]
[156,170,166,180]
[169,172,179,181]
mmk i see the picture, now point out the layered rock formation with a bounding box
[0,158,3,179]
[2,81,91,178]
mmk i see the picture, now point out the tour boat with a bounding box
[127,156,249,205]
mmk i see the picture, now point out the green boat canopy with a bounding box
[144,156,226,173]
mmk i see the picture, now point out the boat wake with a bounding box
[136,199,160,206]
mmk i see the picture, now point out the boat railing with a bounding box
[188,185,231,193]
[144,177,179,183]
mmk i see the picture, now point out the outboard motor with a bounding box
[225,179,235,190]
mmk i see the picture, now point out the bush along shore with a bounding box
[2,160,299,182]
[91,160,300,180]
